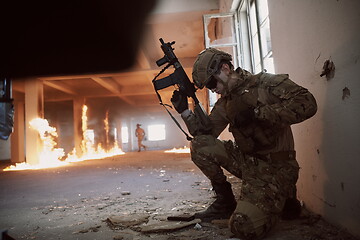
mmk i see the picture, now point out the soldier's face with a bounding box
[211,64,231,95]
[210,77,225,95]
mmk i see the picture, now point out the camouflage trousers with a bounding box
[190,135,299,240]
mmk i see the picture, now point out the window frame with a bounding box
[241,0,274,73]
[203,12,241,109]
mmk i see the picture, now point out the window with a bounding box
[238,0,274,73]
[203,13,241,110]
[121,126,128,143]
[202,1,274,110]
[203,13,241,67]
[148,124,166,141]
[84,129,95,145]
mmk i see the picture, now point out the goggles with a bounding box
[205,76,218,89]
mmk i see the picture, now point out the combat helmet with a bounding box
[192,48,232,89]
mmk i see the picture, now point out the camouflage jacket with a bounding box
[182,70,317,154]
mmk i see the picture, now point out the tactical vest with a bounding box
[226,72,286,153]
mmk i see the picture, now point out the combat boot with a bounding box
[281,198,302,220]
[194,181,237,222]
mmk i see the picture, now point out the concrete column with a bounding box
[25,78,44,165]
[115,118,122,149]
[127,118,133,151]
[11,99,25,163]
[73,97,84,157]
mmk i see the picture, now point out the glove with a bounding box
[171,90,188,114]
[234,107,255,127]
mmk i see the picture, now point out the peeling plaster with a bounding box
[342,87,350,100]
[320,59,335,80]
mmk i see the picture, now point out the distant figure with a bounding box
[135,124,147,152]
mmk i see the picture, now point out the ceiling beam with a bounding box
[91,77,120,92]
[12,80,25,93]
[38,66,194,80]
[43,81,77,95]
[43,88,175,102]
[91,77,135,105]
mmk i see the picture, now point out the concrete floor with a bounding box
[0,150,358,240]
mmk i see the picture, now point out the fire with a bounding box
[3,105,125,171]
[104,110,110,147]
[4,118,67,171]
[164,146,190,153]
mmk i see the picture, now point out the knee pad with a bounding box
[190,135,217,154]
[229,201,277,240]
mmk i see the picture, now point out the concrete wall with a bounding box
[268,0,360,237]
[0,138,10,160]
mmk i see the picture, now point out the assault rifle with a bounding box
[153,38,198,104]
[152,38,210,140]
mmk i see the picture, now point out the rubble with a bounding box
[140,219,201,233]
[1,151,358,240]
[107,214,150,229]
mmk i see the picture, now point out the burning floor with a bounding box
[0,151,358,240]
[4,105,125,171]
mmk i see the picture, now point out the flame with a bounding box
[4,118,67,171]
[104,110,109,147]
[3,105,124,171]
[164,146,190,153]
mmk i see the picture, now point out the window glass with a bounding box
[148,124,166,141]
[237,1,252,71]
[121,126,128,143]
[238,0,274,73]
[84,129,95,145]
[249,3,258,37]
[252,33,261,72]
[260,19,272,56]
[263,55,274,73]
[257,0,269,24]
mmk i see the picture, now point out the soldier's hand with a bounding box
[171,90,188,114]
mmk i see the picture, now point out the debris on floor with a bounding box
[140,219,201,233]
[107,213,150,229]
[1,151,359,240]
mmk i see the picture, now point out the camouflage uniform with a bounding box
[182,69,317,239]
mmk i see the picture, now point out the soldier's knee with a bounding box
[190,135,217,154]
[229,201,277,240]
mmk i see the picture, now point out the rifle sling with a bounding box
[152,64,193,141]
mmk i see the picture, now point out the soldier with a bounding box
[170,48,317,240]
[135,123,147,152]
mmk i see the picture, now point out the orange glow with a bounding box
[4,118,67,171]
[3,105,124,171]
[164,146,190,153]
[104,110,110,147]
